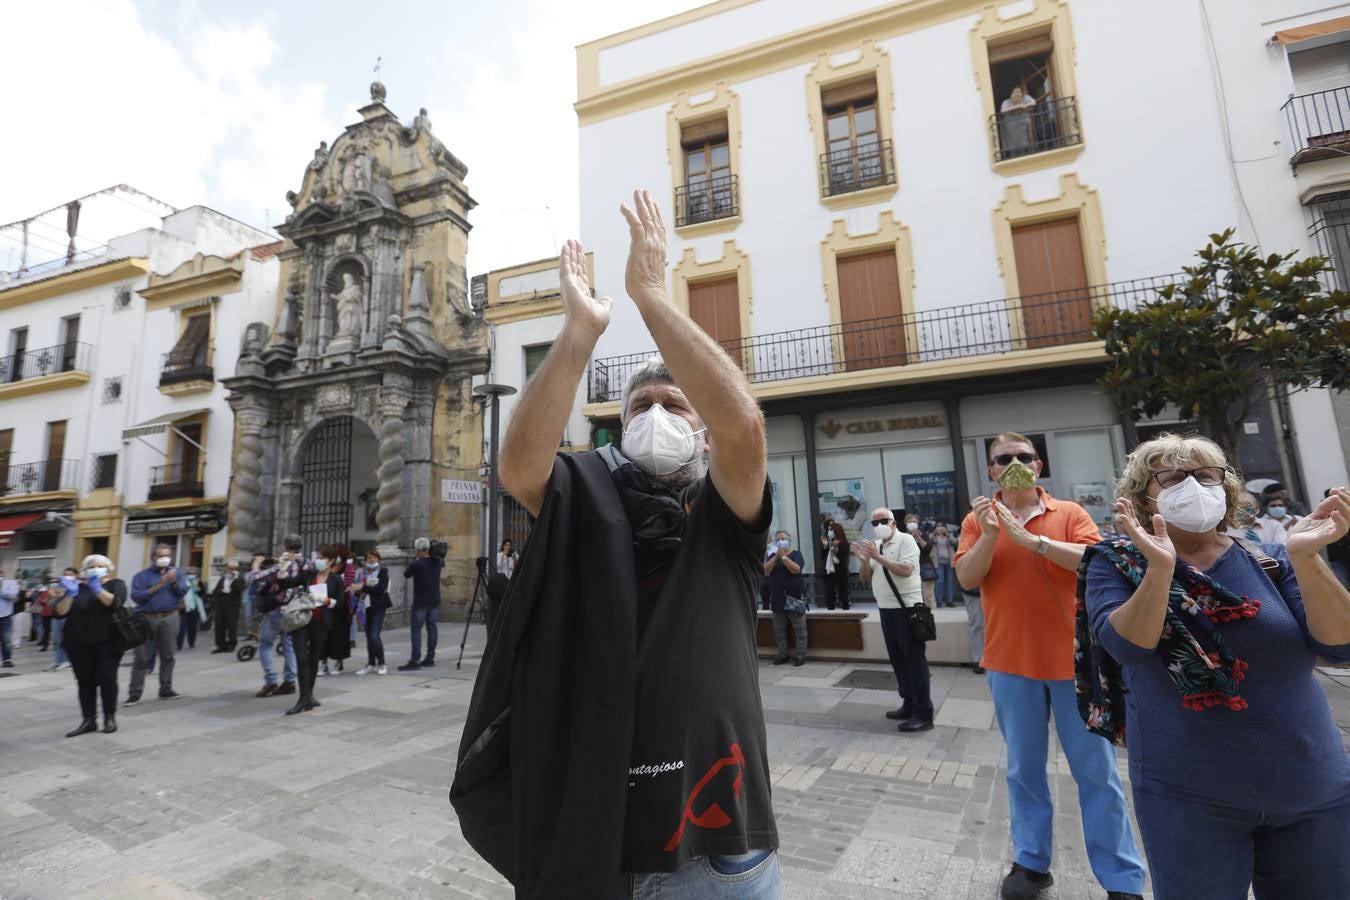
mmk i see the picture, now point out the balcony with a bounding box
[1282,86,1350,168]
[159,349,214,395]
[587,274,1180,403]
[0,459,81,497]
[990,95,1082,163]
[0,343,93,397]
[147,462,205,502]
[674,175,740,228]
[819,138,896,198]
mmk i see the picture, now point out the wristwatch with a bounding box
[1034,536,1050,555]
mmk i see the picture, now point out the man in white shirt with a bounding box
[854,507,932,732]
[1253,495,1299,546]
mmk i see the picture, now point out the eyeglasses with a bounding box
[1150,467,1226,489]
[992,453,1037,466]
[869,518,892,527]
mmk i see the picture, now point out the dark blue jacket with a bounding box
[403,555,443,607]
[130,566,187,613]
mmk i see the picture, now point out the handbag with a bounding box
[882,569,937,642]
[783,594,809,616]
[112,605,152,650]
[280,595,314,633]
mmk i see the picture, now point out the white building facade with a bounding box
[0,201,276,587]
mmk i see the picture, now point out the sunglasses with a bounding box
[992,453,1037,466]
[870,518,892,527]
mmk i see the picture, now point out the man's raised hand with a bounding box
[560,239,610,340]
[619,189,668,306]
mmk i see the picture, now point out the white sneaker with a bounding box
[59,662,72,670]
[319,665,330,677]
[355,665,374,675]
[376,664,387,675]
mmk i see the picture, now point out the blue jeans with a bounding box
[257,610,296,686]
[410,605,438,662]
[243,588,254,625]
[934,562,954,607]
[878,607,933,722]
[987,671,1145,893]
[616,849,779,899]
[51,616,67,665]
[0,615,11,661]
[365,607,387,666]
[1133,788,1350,900]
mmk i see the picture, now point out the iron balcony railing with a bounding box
[0,459,81,496]
[1282,86,1350,167]
[148,461,206,501]
[0,342,93,384]
[674,174,740,227]
[587,274,1182,403]
[990,95,1082,162]
[159,348,213,387]
[3,246,111,282]
[820,138,896,197]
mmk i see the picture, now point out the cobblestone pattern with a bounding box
[1,632,1346,899]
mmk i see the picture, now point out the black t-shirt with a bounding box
[621,474,778,873]
[59,580,127,649]
[764,548,805,614]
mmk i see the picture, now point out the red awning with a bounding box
[0,513,44,548]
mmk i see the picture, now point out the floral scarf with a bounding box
[1074,539,1263,747]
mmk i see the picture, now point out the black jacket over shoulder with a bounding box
[450,451,636,899]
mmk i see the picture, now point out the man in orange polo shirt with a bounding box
[955,432,1144,900]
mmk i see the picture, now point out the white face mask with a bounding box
[873,523,892,541]
[1155,476,1228,533]
[85,567,108,580]
[622,403,706,477]
[154,557,171,568]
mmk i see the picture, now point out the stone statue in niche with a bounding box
[334,272,364,340]
[341,153,373,196]
[308,141,328,171]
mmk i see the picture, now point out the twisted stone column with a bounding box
[229,412,267,556]
[375,399,407,547]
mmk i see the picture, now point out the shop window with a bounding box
[988,32,1080,161]
[677,117,737,226]
[821,76,893,196]
[524,343,552,382]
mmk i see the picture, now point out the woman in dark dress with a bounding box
[320,545,353,676]
[823,521,852,610]
[353,550,391,675]
[53,554,126,736]
[280,544,343,715]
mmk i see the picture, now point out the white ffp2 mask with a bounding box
[622,404,706,476]
[1155,476,1227,533]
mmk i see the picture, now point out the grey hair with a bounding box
[620,357,676,424]
[81,554,114,573]
[282,533,303,551]
[414,537,430,552]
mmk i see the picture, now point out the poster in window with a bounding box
[1072,482,1112,531]
[818,478,867,539]
[901,471,957,524]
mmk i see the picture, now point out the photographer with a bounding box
[400,537,443,671]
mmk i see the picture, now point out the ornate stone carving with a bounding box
[316,383,353,413]
[375,397,408,546]
[229,411,268,556]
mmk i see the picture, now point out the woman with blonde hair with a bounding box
[1082,433,1350,899]
[53,554,128,736]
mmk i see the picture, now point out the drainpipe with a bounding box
[801,411,822,603]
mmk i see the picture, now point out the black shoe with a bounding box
[159,689,180,700]
[285,699,308,716]
[1,660,13,668]
[274,681,297,696]
[791,656,805,667]
[65,718,98,738]
[1106,894,1144,900]
[420,658,434,668]
[972,665,986,675]
[898,719,934,733]
[999,863,1053,900]
[102,715,117,734]
[124,693,141,706]
[397,661,421,671]
[885,707,913,721]
[306,698,321,710]
[772,656,789,665]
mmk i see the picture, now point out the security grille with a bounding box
[113,287,132,311]
[102,376,122,403]
[298,416,353,551]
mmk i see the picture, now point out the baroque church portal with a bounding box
[224,82,489,614]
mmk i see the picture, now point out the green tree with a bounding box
[1092,229,1350,455]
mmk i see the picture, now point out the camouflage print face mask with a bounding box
[997,459,1037,491]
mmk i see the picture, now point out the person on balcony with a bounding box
[999,86,1037,158]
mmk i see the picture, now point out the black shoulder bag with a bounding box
[883,567,937,642]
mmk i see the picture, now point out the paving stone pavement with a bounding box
[1,629,1347,900]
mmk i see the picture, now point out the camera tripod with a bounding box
[456,557,492,670]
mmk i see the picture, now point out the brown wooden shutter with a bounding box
[821,75,877,110]
[837,249,906,370]
[168,314,210,365]
[1011,217,1092,348]
[687,276,742,349]
[987,34,1054,65]
[681,116,729,148]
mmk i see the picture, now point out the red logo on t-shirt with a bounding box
[663,742,746,852]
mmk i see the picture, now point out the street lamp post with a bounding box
[473,383,517,573]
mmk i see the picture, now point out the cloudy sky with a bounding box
[0,0,699,277]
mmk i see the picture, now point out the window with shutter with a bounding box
[678,116,735,226]
[167,314,210,370]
